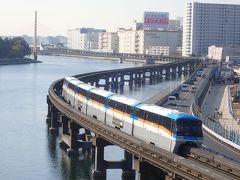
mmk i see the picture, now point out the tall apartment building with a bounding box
[182,2,240,57]
[67,28,106,50]
[118,29,182,55]
[98,32,119,53]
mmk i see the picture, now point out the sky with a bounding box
[1,0,240,37]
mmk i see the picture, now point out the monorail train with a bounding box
[62,77,203,154]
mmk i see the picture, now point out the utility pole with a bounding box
[33,11,37,61]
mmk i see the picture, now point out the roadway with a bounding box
[152,65,240,163]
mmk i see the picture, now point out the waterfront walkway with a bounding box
[201,83,240,133]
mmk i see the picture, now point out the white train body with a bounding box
[62,77,203,154]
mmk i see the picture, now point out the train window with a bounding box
[171,121,176,132]
[83,89,88,97]
[68,83,74,91]
[135,109,144,119]
[158,115,163,126]
[107,99,115,108]
[88,92,95,100]
[162,117,171,130]
[146,112,158,124]
[115,101,125,112]
[125,105,133,114]
[63,80,68,87]
[98,96,107,104]
[77,88,88,97]
[176,120,202,137]
[74,86,80,93]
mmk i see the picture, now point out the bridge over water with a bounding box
[47,58,240,179]
[39,47,199,64]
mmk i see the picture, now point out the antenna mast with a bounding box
[33,11,37,61]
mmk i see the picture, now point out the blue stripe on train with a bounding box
[104,105,110,109]
[173,134,202,140]
[130,115,138,120]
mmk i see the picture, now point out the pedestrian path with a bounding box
[202,83,240,132]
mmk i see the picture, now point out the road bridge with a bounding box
[46,59,240,179]
[39,47,199,64]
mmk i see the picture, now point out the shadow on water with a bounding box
[47,130,94,180]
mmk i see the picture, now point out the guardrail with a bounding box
[191,65,240,151]
[228,86,240,122]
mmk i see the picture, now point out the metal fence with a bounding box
[191,65,240,146]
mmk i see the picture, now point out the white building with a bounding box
[98,32,119,53]
[67,29,81,49]
[118,29,182,55]
[208,45,240,61]
[67,28,106,50]
[183,2,240,57]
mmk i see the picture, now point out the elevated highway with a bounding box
[47,59,240,179]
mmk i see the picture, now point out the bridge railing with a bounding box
[191,65,240,151]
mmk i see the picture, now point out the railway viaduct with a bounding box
[46,57,240,179]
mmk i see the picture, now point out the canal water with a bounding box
[0,56,185,180]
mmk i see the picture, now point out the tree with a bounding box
[0,37,31,58]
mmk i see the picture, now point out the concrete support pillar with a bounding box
[165,67,170,80]
[129,73,133,90]
[95,80,99,88]
[182,65,188,75]
[114,77,119,93]
[49,105,58,133]
[159,70,163,80]
[61,115,69,135]
[133,73,137,85]
[67,121,80,156]
[46,95,51,124]
[137,73,141,87]
[104,77,110,91]
[172,67,177,78]
[134,159,166,180]
[142,72,146,85]
[178,65,182,76]
[92,137,110,178]
[189,63,195,74]
[149,71,154,85]
[119,75,124,94]
[110,76,118,93]
[122,151,135,178]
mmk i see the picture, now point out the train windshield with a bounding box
[176,120,203,137]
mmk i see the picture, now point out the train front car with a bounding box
[170,113,203,155]
[135,104,203,155]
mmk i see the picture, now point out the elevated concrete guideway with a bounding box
[46,58,240,179]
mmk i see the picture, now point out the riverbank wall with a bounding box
[0,58,41,65]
